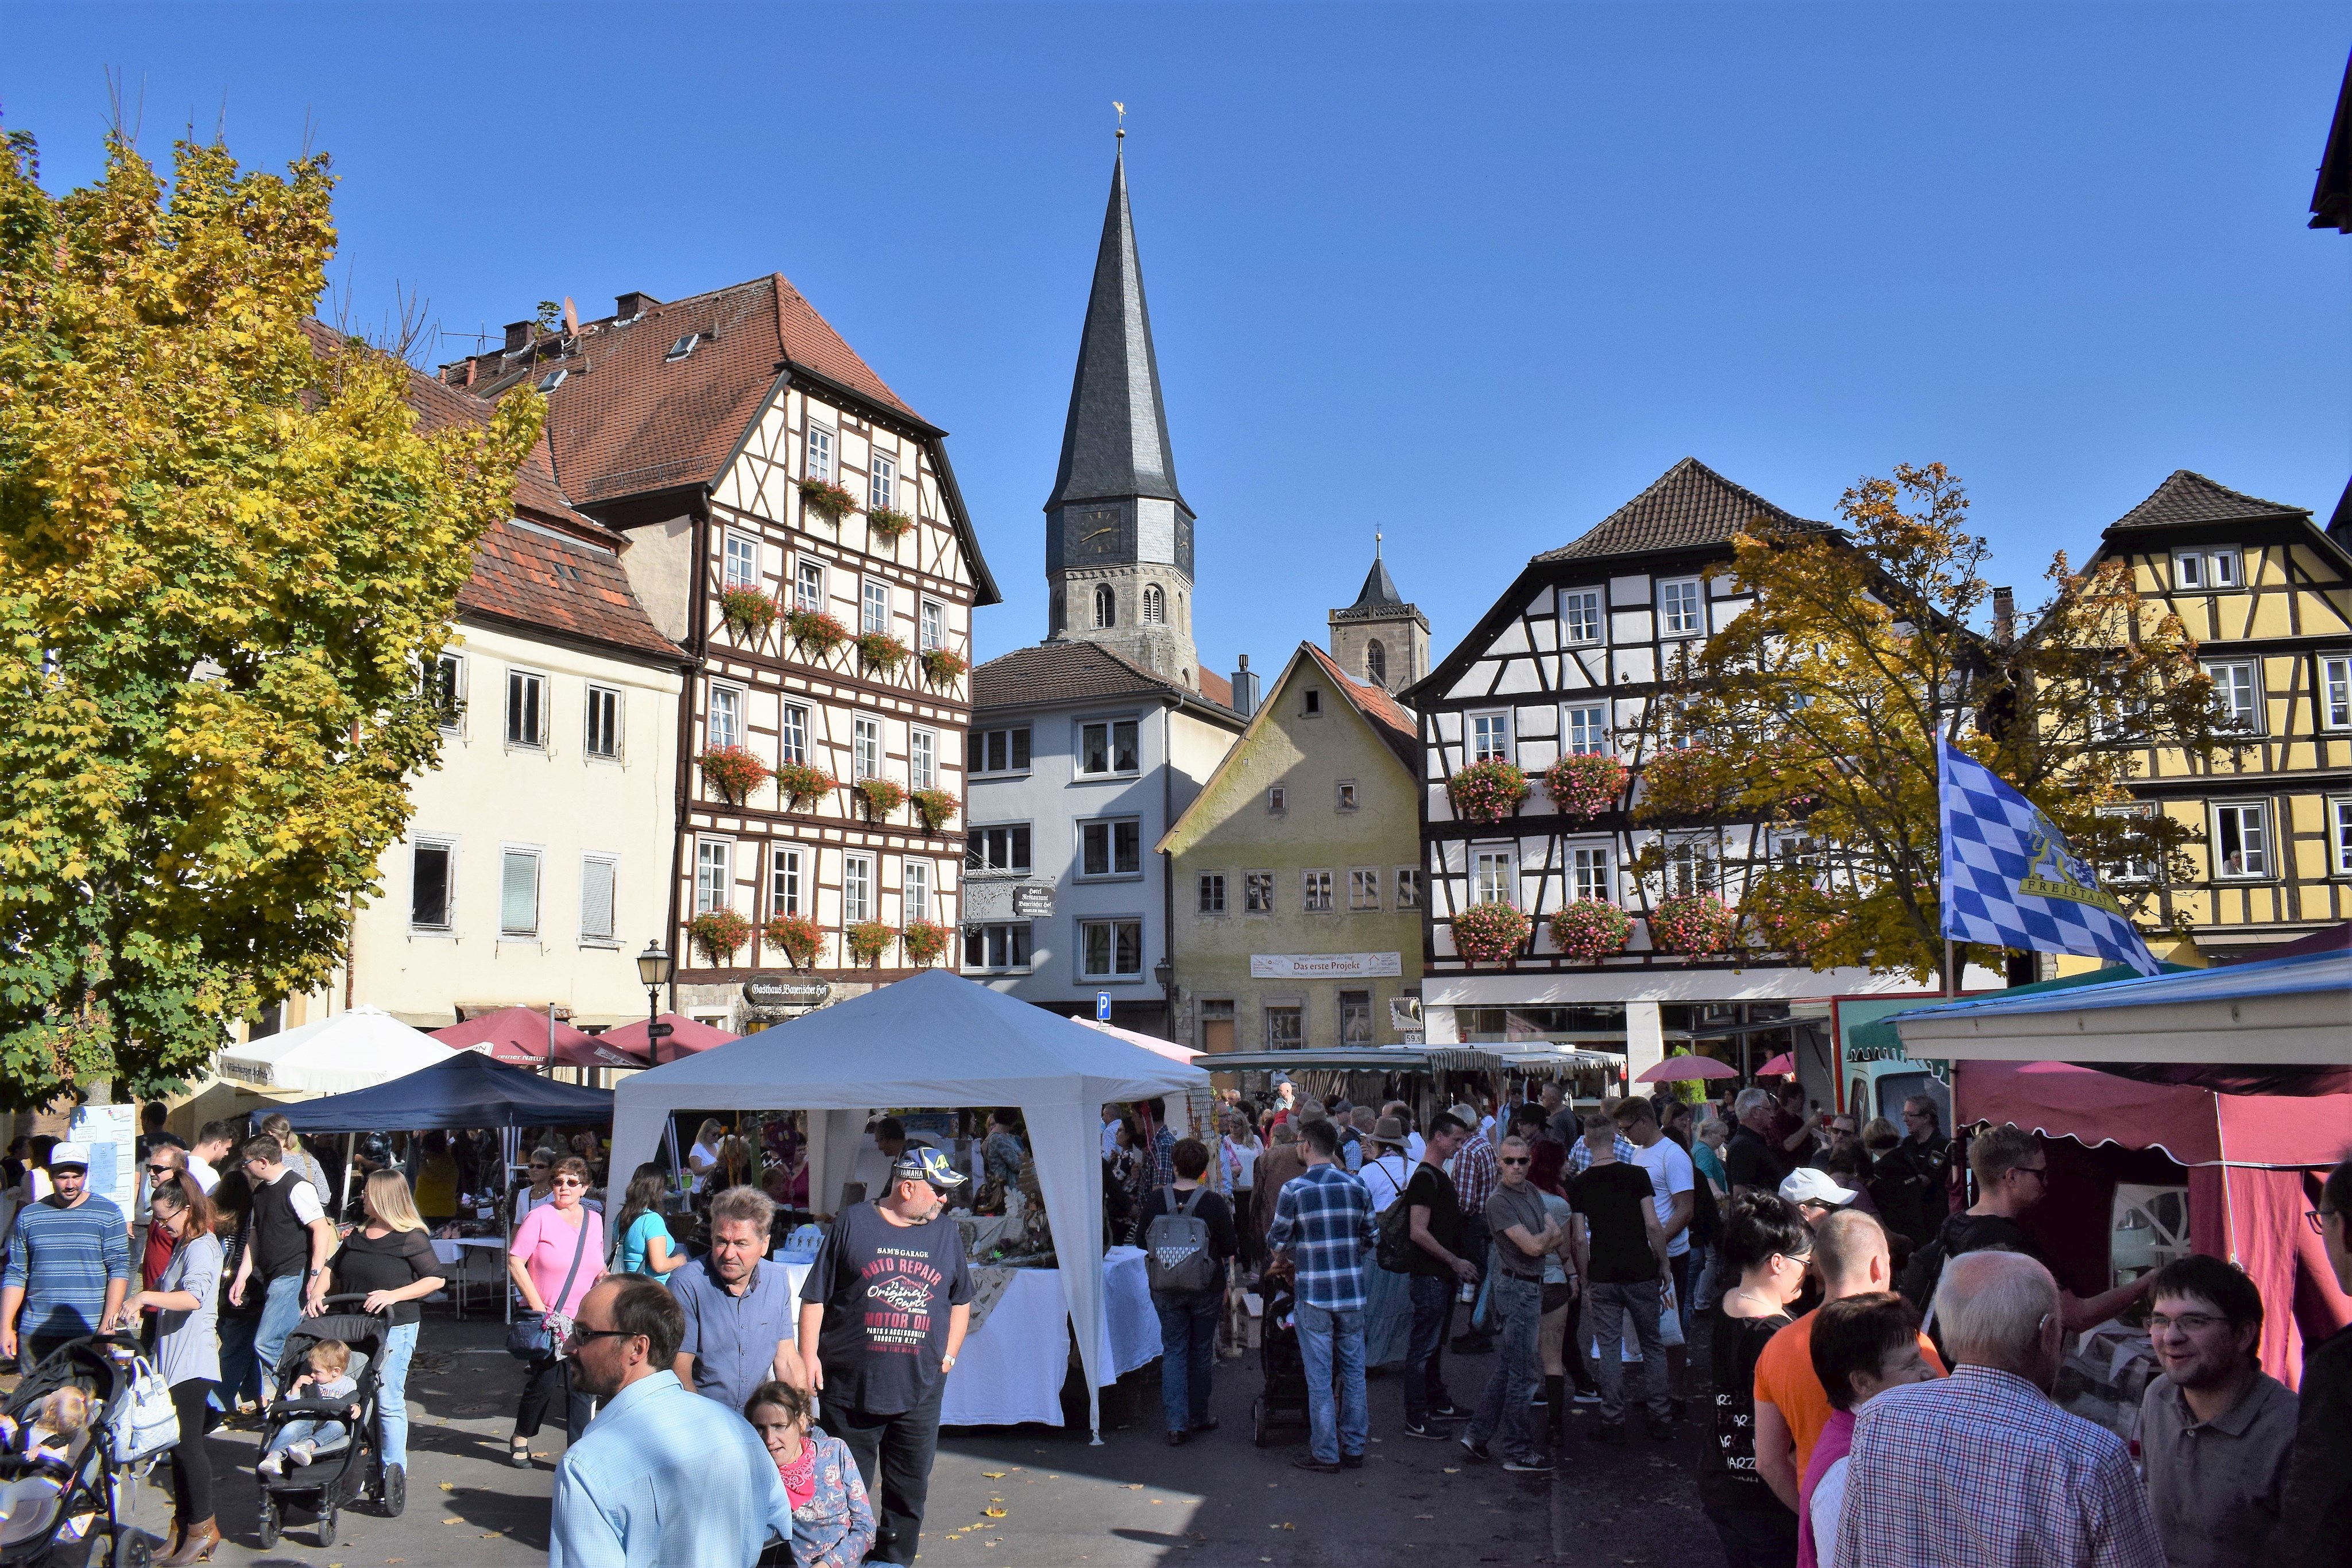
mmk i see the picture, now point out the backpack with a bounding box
[1144,1186,1220,1295]
[1901,1211,2026,1315]
[1376,1166,1424,1274]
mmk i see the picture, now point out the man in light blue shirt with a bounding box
[551,1275,792,1568]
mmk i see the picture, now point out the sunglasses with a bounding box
[146,1164,176,1175]
[552,1178,585,1189]
[1498,1157,1531,1167]
[564,1326,638,1349]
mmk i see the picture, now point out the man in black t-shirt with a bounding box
[1568,1113,1673,1441]
[1400,1112,1478,1439]
[799,1145,974,1566]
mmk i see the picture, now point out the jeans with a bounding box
[253,1275,306,1397]
[1154,1291,1219,1434]
[376,1321,418,1468]
[1403,1273,1454,1423]
[1689,1240,1721,1313]
[1586,1278,1670,1425]
[822,1376,945,1566]
[1466,1275,1542,1461]
[1456,1218,1492,1336]
[264,1415,352,1459]
[214,1314,261,1410]
[1292,1300,1367,1464]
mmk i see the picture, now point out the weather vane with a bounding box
[1113,101,1125,145]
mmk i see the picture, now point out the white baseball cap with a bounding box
[1780,1167,1857,1210]
[47,1142,91,1170]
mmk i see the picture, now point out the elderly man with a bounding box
[671,1185,805,1413]
[2137,1255,2297,1568]
[1267,1118,1377,1473]
[0,1142,131,1368]
[551,1274,794,1567]
[1457,1135,1560,1473]
[1838,1250,2163,1568]
[1724,1087,1796,1200]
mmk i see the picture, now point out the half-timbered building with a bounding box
[446,277,999,1026]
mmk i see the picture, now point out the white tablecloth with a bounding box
[769,1245,1159,1427]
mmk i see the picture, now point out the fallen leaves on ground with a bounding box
[983,1508,1007,1519]
[981,1470,1008,1478]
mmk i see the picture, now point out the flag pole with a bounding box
[1944,940,1957,999]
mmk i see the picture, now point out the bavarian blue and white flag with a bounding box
[1937,736,2161,977]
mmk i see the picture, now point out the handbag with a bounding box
[107,1353,181,1464]
[506,1211,594,1361]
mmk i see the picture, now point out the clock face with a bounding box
[1070,507,1124,562]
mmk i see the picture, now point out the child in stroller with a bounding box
[0,1337,144,1566]
[255,1342,357,1478]
[253,1304,385,1549]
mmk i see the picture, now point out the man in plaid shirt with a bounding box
[1449,1106,1502,1352]
[1266,1119,1378,1474]
[1838,1250,2163,1568]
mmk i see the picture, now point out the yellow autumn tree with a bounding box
[0,123,542,1106]
[1633,462,2218,986]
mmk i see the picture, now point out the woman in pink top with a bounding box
[503,1155,605,1467]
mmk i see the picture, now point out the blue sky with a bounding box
[7,4,2347,681]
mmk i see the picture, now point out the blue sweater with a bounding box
[4,1194,132,1338]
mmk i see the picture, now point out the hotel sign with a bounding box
[1248,952,1403,980]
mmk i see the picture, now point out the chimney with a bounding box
[615,291,660,319]
[502,320,534,353]
[1229,654,1259,718]
[1992,586,2016,646]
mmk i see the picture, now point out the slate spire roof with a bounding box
[1349,555,1405,611]
[1536,457,1828,563]
[1042,152,1190,517]
[2105,470,2311,533]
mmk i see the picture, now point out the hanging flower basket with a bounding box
[1650,892,1739,955]
[908,787,957,833]
[763,912,822,968]
[901,918,950,966]
[855,777,907,822]
[867,506,914,541]
[845,920,896,967]
[919,646,969,687]
[857,632,910,674]
[1447,760,1530,825]
[1548,899,1633,963]
[1452,900,1531,965]
[718,585,778,642]
[774,761,838,812]
[1542,753,1627,820]
[797,477,857,522]
[688,908,752,967]
[787,609,850,659]
[697,744,771,806]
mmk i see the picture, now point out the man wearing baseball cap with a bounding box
[798,1142,974,1565]
[1780,1167,1860,1229]
[0,1142,132,1368]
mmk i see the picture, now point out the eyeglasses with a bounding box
[1499,1157,1531,1167]
[529,1162,550,1170]
[2012,1165,2049,1183]
[552,1178,585,1189]
[564,1326,637,1348]
[2148,1311,2226,1335]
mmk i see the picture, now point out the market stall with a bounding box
[610,970,1206,1438]
[217,1005,454,1093]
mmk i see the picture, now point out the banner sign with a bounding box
[1249,952,1403,979]
[744,977,831,1009]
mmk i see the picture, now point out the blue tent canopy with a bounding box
[277,1048,614,1133]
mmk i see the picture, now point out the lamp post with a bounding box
[637,940,673,1065]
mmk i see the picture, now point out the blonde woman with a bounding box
[318,1170,445,1515]
[687,1120,728,1193]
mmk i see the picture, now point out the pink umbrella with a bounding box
[1636,1054,1738,1084]
[433,1006,594,1068]
[1757,1051,1797,1077]
[597,1012,741,1066]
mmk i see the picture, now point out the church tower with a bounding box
[1329,535,1430,694]
[1043,148,1202,687]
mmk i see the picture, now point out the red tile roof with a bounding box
[1197,667,1235,708]
[1537,457,1829,563]
[972,639,1243,724]
[1305,645,1418,773]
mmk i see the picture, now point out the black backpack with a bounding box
[1376,1164,1426,1273]
[1901,1211,2028,1313]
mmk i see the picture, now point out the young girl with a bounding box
[743,1380,873,1567]
[257,1341,359,1477]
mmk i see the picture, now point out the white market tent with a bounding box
[216,1004,454,1093]
[610,969,1208,1437]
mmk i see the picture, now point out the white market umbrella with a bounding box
[217,1004,452,1093]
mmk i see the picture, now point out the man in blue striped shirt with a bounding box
[1266,1119,1376,1474]
[0,1142,130,1366]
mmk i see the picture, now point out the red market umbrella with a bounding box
[1757,1051,1797,1077]
[597,1011,742,1065]
[433,1006,594,1068]
[552,1033,655,1070]
[1637,1054,1738,1084]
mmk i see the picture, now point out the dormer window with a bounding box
[666,334,700,362]
[2173,549,2242,591]
[535,369,566,393]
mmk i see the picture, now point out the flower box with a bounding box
[1542,753,1627,820]
[763,912,822,969]
[919,646,970,687]
[1649,893,1739,955]
[1447,760,1530,825]
[857,632,909,674]
[797,477,856,523]
[773,761,838,812]
[718,585,778,642]
[1452,900,1531,965]
[688,908,752,967]
[787,609,849,659]
[1547,899,1633,963]
[697,744,771,806]
[900,918,950,966]
[845,920,896,966]
[854,777,906,822]
[866,506,914,541]
[908,787,957,833]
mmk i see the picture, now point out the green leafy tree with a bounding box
[0,124,541,1106]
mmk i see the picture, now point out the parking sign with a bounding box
[1096,991,1112,1022]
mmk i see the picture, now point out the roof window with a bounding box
[666,334,701,362]
[535,369,567,393]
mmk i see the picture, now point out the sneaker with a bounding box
[1572,1388,1604,1405]
[1459,1437,1491,1464]
[1402,1420,1449,1441]
[1590,1422,1624,1446]
[257,1454,283,1477]
[1167,1429,1189,1447]
[1291,1455,1341,1474]
[288,1441,316,1468]
[1503,1454,1556,1474]
[1426,1402,1471,1420]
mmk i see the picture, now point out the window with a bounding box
[694,839,732,915]
[862,579,891,636]
[1665,840,1717,897]
[1265,1006,1303,1050]
[1472,850,1515,906]
[1080,818,1142,877]
[1571,845,1612,904]
[1080,918,1143,979]
[965,824,1032,873]
[1303,688,1322,717]
[431,653,465,732]
[869,452,895,513]
[1267,785,1287,814]
[506,669,546,748]
[1564,704,1608,757]
[910,728,937,791]
[1365,640,1387,684]
[1337,780,1359,811]
[1471,711,1512,763]
[853,717,880,779]
[1244,872,1275,913]
[2173,549,2241,590]
[1561,589,1603,645]
[806,425,834,483]
[2322,656,2351,730]
[724,533,758,590]
[1079,718,1139,775]
[903,859,933,924]
[500,848,541,937]
[536,368,566,393]
[1660,579,1704,637]
[1198,873,1227,914]
[707,686,742,749]
[585,686,621,760]
[1348,869,1381,911]
[1093,584,1116,629]
[1396,867,1422,910]
[2096,804,2160,884]
[843,853,875,923]
[770,846,803,918]
[2331,797,2352,876]
[579,855,617,943]
[780,703,808,766]
[1339,990,1374,1045]
[975,726,1031,774]
[794,560,825,613]
[411,841,455,930]
[920,600,945,651]
[964,922,1032,972]
[2204,660,2260,734]
[666,333,699,361]
[1143,584,1165,624]
[2212,802,2270,880]
[1302,870,1334,912]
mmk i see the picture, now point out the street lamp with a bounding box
[637,940,672,1064]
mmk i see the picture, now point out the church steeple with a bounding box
[1329,532,1430,694]
[1043,147,1201,689]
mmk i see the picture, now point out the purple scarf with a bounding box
[1796,1406,1857,1568]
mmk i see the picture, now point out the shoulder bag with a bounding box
[506,1211,593,1361]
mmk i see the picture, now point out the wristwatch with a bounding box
[941,1353,957,1370]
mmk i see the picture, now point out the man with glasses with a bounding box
[1909,1124,2152,1333]
[1457,1136,1561,1472]
[227,1135,337,1399]
[138,1146,191,1290]
[1875,1095,1951,1252]
[0,1142,131,1369]
[2136,1255,2296,1567]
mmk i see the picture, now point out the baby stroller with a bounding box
[1249,1281,1312,1447]
[253,1298,387,1549]
[0,1334,153,1567]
